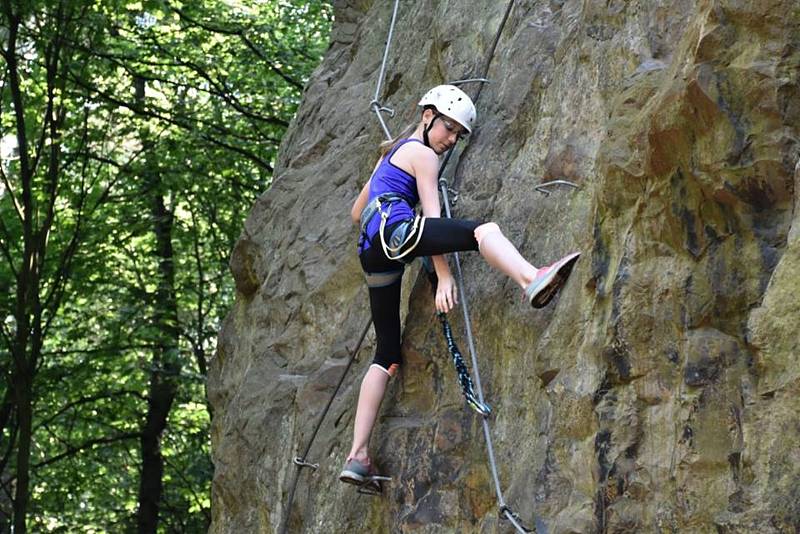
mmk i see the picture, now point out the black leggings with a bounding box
[359,217,481,375]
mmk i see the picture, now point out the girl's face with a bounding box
[423,109,467,154]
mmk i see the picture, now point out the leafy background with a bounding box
[0,1,331,531]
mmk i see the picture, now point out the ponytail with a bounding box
[378,123,416,157]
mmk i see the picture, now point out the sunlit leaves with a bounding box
[2,0,330,531]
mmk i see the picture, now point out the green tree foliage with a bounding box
[0,0,331,531]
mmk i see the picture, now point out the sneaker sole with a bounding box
[340,472,386,495]
[339,470,366,486]
[529,253,580,308]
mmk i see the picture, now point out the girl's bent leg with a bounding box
[405,218,539,289]
[348,365,391,461]
[474,222,538,289]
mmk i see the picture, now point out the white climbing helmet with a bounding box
[418,84,476,133]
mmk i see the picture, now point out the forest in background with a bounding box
[0,1,331,531]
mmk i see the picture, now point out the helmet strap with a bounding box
[422,110,441,148]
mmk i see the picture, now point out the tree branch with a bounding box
[0,408,18,483]
[239,33,304,90]
[0,217,20,278]
[0,163,24,226]
[168,3,304,90]
[39,344,158,356]
[84,41,289,131]
[1,4,31,185]
[66,72,275,171]
[32,432,141,470]
[162,453,211,523]
[188,206,207,377]
[34,391,147,432]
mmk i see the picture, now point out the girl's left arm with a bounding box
[415,151,442,219]
[415,150,458,313]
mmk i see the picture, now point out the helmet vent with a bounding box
[417,84,476,133]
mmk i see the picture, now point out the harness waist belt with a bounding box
[359,192,413,236]
[360,192,425,263]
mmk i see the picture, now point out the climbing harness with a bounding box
[359,193,426,262]
[380,212,425,261]
[363,269,404,289]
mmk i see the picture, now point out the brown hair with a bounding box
[378,123,416,157]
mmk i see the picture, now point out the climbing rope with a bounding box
[432,1,542,532]
[278,4,403,532]
[370,0,400,139]
[437,312,491,417]
[364,0,539,532]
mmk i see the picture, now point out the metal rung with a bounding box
[292,456,319,470]
[449,77,490,86]
[369,99,395,117]
[535,180,579,196]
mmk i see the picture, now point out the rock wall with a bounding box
[209,1,800,532]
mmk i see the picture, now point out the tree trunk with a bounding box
[136,187,181,533]
[135,77,182,532]
[11,374,31,534]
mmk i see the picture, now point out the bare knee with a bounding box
[474,222,501,249]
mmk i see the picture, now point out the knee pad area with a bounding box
[364,269,404,288]
[474,222,501,249]
[371,355,400,377]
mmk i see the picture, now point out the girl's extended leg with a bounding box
[408,218,578,306]
[410,218,539,289]
[474,222,538,289]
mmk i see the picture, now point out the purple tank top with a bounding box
[359,138,424,252]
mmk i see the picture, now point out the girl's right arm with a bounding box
[351,159,381,224]
[351,178,371,224]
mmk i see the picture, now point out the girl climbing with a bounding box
[340,85,580,493]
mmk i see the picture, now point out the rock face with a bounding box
[209,1,800,532]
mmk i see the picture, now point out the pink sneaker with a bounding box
[339,457,390,495]
[525,252,580,308]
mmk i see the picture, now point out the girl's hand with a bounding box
[435,274,458,314]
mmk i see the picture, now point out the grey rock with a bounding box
[210,2,800,532]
